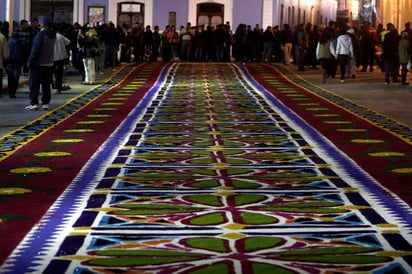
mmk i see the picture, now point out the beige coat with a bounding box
[0,33,10,69]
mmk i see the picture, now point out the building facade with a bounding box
[2,0,337,30]
[1,0,410,32]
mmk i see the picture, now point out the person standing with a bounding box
[53,24,71,93]
[104,22,119,71]
[279,24,294,65]
[0,29,10,98]
[316,30,337,83]
[360,22,378,72]
[346,28,360,79]
[180,23,193,61]
[96,24,106,75]
[151,25,161,61]
[214,24,226,62]
[17,20,33,75]
[335,28,354,83]
[262,26,275,62]
[402,22,412,62]
[26,17,56,110]
[142,25,153,61]
[382,23,400,84]
[79,27,99,85]
[398,31,409,85]
[295,23,308,71]
[5,32,25,98]
[161,25,170,62]
[307,24,321,69]
[166,26,179,61]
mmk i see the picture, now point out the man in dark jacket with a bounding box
[382,23,400,84]
[26,17,56,110]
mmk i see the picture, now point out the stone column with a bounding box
[6,0,13,33]
[262,0,273,28]
[73,0,85,25]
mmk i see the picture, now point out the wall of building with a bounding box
[381,0,412,30]
[232,0,263,27]
[1,0,345,31]
[153,0,187,29]
[272,0,280,27]
[0,1,6,22]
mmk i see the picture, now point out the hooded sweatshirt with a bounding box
[29,27,56,67]
[335,34,354,57]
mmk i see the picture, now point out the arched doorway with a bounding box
[197,3,224,27]
[117,1,144,27]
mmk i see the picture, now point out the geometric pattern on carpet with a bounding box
[247,63,412,205]
[2,63,412,273]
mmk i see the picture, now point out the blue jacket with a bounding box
[6,38,26,65]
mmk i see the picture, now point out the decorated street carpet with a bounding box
[1,62,412,273]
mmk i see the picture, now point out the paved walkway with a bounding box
[286,65,412,128]
[1,63,412,138]
[0,66,123,137]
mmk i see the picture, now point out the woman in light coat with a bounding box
[0,31,10,96]
[316,30,336,83]
[53,26,71,93]
[398,31,410,85]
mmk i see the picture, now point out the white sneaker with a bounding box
[42,104,49,110]
[25,104,38,110]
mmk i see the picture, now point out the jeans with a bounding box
[53,59,66,91]
[263,42,273,62]
[345,57,356,77]
[338,54,350,80]
[29,65,53,105]
[215,44,225,62]
[400,63,409,83]
[105,44,116,69]
[384,58,397,82]
[6,64,22,97]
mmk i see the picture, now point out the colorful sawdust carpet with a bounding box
[1,63,412,273]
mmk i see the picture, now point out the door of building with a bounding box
[31,0,73,23]
[197,3,224,27]
[117,2,144,27]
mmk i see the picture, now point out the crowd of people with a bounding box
[0,18,412,109]
[316,21,412,84]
